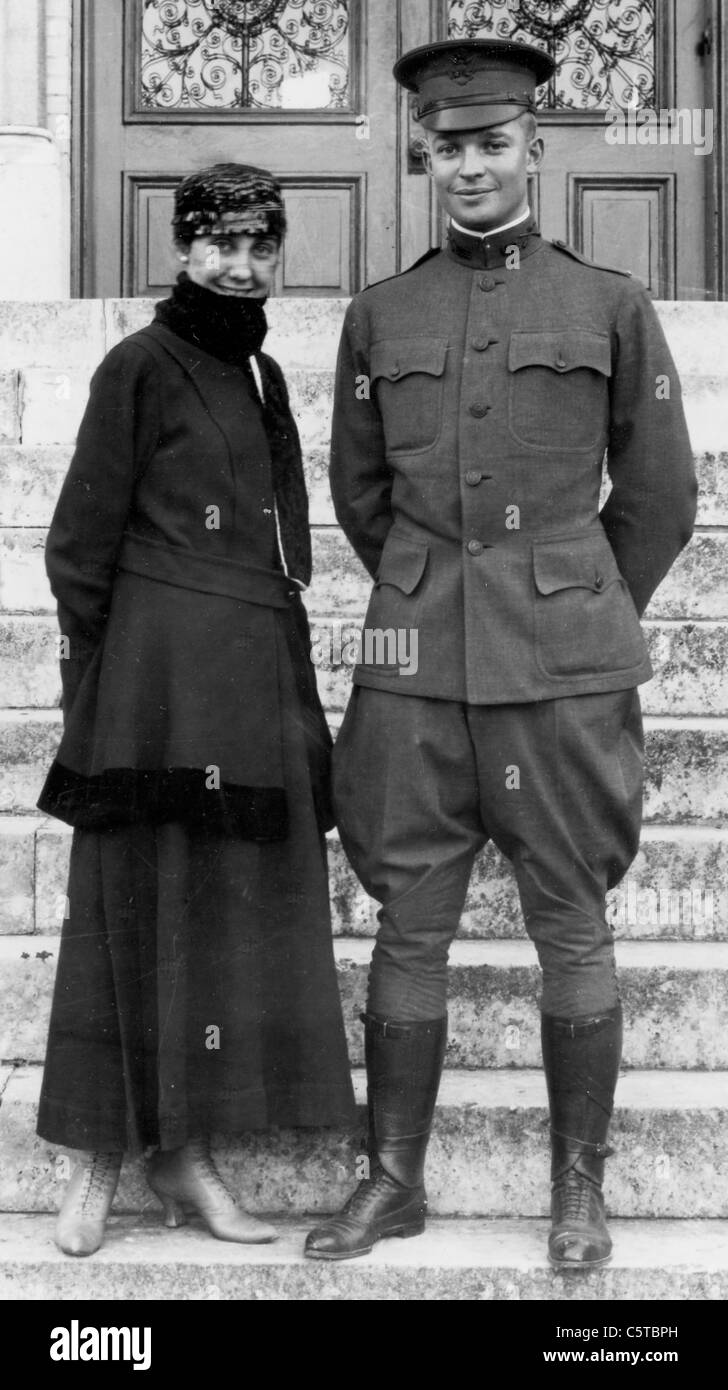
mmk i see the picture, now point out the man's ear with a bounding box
[526,135,545,174]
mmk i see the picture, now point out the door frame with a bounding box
[71,0,88,297]
[708,0,728,297]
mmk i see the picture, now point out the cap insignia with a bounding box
[448,51,477,85]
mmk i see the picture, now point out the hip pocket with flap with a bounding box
[533,534,648,678]
[375,531,429,594]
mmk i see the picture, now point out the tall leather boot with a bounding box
[541,1005,622,1269]
[305,1012,447,1260]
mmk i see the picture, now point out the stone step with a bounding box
[5,367,338,449]
[2,936,727,1070]
[470,826,728,943]
[0,372,19,444]
[2,816,725,943]
[312,620,728,719]
[1,446,726,530]
[9,365,728,465]
[305,529,728,623]
[0,1212,725,1301]
[310,530,728,622]
[0,299,349,376]
[1,1065,726,1218]
[1,711,725,823]
[0,303,109,374]
[642,622,728,716]
[2,1217,727,1310]
[1,298,725,376]
[2,614,725,719]
[0,302,726,477]
[654,302,728,379]
[5,363,728,454]
[680,381,728,457]
[0,442,333,527]
[695,453,728,526]
[0,525,725,620]
[2,441,728,529]
[0,815,42,934]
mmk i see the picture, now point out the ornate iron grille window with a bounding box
[139,0,351,111]
[447,0,656,111]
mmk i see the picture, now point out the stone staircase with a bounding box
[0,297,726,1300]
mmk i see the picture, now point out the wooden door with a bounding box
[78,0,400,296]
[78,1,717,300]
[403,0,716,299]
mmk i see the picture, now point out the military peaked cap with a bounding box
[394,38,555,131]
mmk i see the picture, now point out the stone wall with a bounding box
[0,0,72,297]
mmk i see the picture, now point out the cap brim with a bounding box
[420,104,534,132]
[394,39,555,91]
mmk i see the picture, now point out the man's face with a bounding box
[424,117,543,232]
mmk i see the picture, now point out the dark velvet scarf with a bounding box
[154,274,312,586]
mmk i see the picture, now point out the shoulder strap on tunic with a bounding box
[362,247,441,293]
[549,239,632,277]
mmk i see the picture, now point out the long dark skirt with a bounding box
[37,641,356,1153]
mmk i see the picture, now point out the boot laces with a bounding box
[81,1153,119,1215]
[187,1142,236,1207]
[339,1172,401,1222]
[553,1170,601,1226]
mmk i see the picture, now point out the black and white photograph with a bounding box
[0,0,726,1338]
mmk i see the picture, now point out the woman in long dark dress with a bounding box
[36,163,356,1255]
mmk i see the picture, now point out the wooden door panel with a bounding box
[124,177,179,295]
[569,174,676,297]
[122,171,363,297]
[276,178,363,295]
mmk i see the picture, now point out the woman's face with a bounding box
[184,231,280,297]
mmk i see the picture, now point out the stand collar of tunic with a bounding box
[446,210,542,268]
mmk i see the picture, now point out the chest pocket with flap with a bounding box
[508,329,612,452]
[370,337,448,455]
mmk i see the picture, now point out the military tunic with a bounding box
[331,220,696,702]
[329,217,697,1021]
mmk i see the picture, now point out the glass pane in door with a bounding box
[447,0,655,110]
[139,0,351,111]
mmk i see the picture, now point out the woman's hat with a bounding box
[173,163,287,242]
[394,38,555,131]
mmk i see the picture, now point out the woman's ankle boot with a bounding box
[305,1012,447,1260]
[146,1137,276,1243]
[55,1151,123,1256]
[541,1005,622,1268]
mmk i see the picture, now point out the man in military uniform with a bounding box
[305,39,697,1266]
